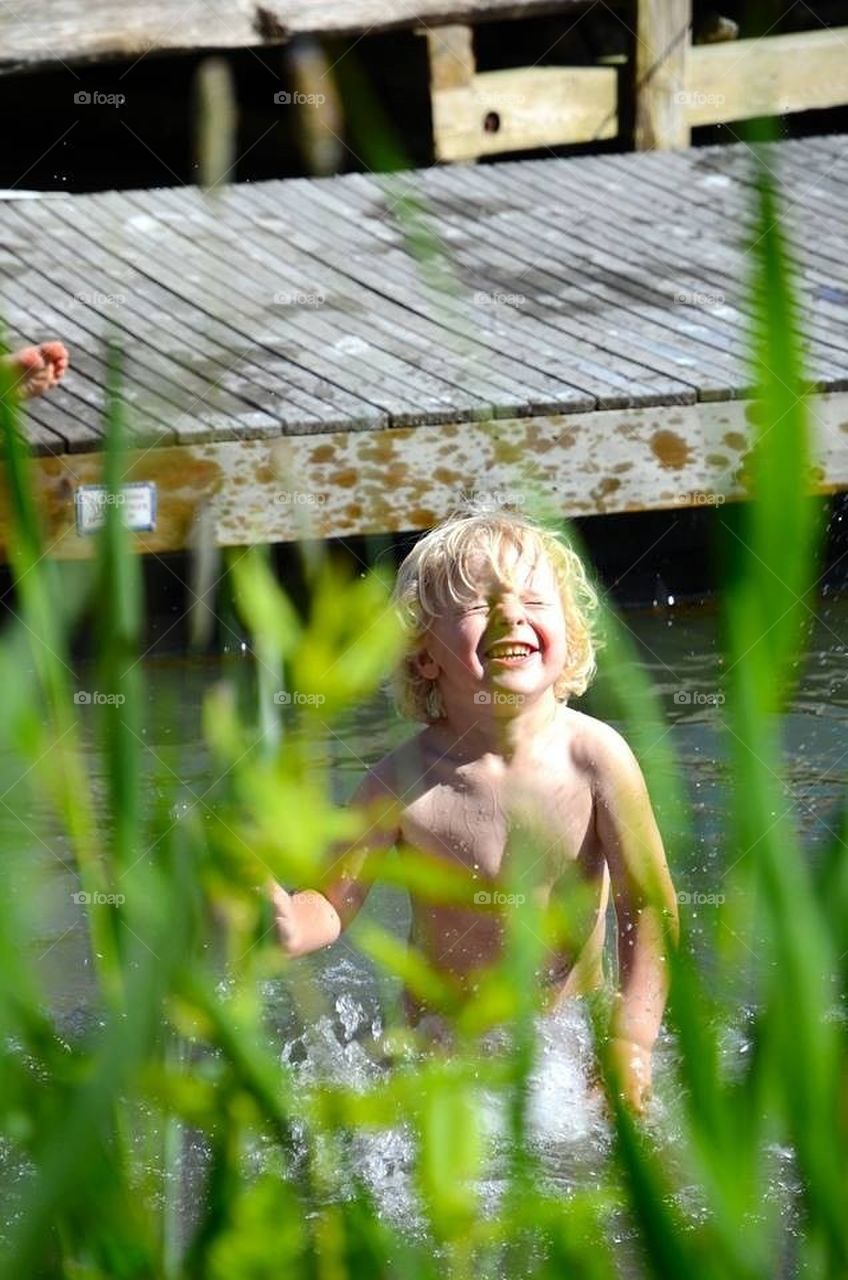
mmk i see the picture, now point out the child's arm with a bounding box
[592,724,679,1111]
[269,767,400,958]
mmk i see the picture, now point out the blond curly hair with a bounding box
[390,506,602,723]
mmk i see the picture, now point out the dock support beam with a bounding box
[634,0,692,150]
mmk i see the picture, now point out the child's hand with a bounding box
[267,879,298,955]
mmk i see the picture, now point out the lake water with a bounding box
[3,593,846,1266]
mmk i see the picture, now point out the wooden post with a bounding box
[634,0,692,150]
[424,24,477,161]
[425,24,475,91]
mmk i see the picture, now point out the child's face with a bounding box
[416,548,567,713]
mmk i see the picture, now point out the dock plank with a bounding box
[522,152,848,383]
[35,193,378,435]
[143,183,576,419]
[443,160,752,370]
[594,145,848,372]
[251,176,600,408]
[1,273,176,447]
[103,188,497,427]
[230,183,599,414]
[9,199,291,442]
[293,171,698,406]
[401,163,744,397]
[67,214,387,436]
[233,180,644,410]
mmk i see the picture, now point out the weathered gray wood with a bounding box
[437,158,739,355]
[94,186,485,426]
[592,146,848,368]
[327,166,707,404]
[115,186,507,424]
[40,191,380,434]
[0,270,174,447]
[332,183,684,406]
[0,0,590,71]
[246,173,598,402]
[602,147,848,329]
[17,395,101,454]
[2,322,105,451]
[153,181,588,417]
[524,151,848,382]
[231,180,605,411]
[509,143,848,372]
[0,199,239,443]
[67,205,387,435]
[695,141,848,283]
[7,195,297,442]
[2,134,847,460]
[291,169,701,404]
[2,401,71,456]
[410,160,744,396]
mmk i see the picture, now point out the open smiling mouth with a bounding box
[484,642,539,664]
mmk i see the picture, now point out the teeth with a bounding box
[488,645,534,658]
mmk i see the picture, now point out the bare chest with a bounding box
[400,761,596,886]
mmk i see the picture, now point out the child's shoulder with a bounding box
[354,728,433,801]
[563,708,644,783]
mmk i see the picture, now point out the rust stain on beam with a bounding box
[0,394,846,561]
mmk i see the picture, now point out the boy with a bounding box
[270,508,679,1113]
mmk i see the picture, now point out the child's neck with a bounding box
[436,694,562,766]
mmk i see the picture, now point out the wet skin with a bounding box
[271,549,679,1109]
[378,703,611,1023]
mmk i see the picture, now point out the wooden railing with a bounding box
[427,6,848,161]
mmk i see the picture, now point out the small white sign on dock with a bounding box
[74,482,157,536]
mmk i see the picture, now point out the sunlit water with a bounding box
[1,595,846,1267]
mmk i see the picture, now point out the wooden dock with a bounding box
[4,2,848,161]
[1,134,847,557]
